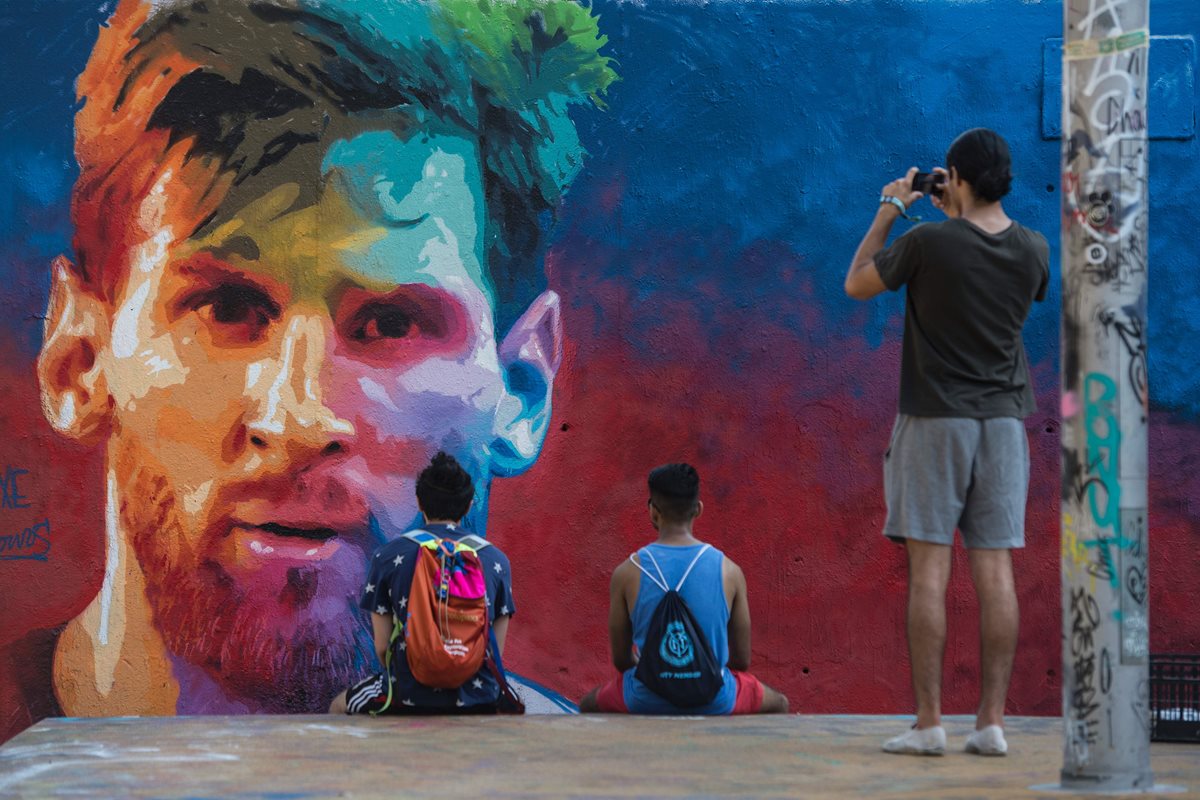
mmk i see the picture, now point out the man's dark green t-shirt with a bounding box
[873,217,1049,418]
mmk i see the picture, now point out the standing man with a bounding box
[844,129,1049,756]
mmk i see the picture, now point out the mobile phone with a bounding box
[911,171,945,196]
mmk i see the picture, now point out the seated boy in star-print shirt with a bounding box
[329,452,515,715]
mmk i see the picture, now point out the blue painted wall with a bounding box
[4,1,1195,406]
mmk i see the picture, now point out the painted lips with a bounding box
[229,523,345,563]
[255,522,338,541]
[225,492,372,564]
[211,463,378,568]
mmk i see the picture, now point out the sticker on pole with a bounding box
[1065,28,1149,61]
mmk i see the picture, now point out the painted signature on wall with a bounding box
[0,519,52,561]
[0,466,51,561]
[1,466,32,510]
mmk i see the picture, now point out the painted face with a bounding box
[100,129,518,708]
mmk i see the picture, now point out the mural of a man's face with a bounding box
[40,124,561,708]
[29,0,615,715]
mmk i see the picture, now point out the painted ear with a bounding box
[36,256,111,444]
[489,290,563,477]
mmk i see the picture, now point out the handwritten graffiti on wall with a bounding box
[1080,372,1124,590]
[0,520,51,562]
[1082,372,1121,533]
[1,467,31,510]
[1062,511,1090,581]
[0,467,50,562]
[1097,306,1149,419]
[1062,33,1149,273]
[1069,586,1103,746]
[1118,509,1148,665]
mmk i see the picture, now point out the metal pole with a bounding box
[1060,0,1153,792]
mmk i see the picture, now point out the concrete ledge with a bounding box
[0,714,1195,798]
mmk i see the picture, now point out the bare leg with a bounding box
[968,547,1018,729]
[757,682,789,714]
[328,690,348,715]
[578,687,602,713]
[906,539,953,729]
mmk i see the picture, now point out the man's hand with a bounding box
[845,167,925,301]
[928,166,952,216]
[882,166,926,211]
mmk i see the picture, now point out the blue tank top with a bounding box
[622,542,738,714]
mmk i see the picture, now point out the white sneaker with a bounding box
[965,725,1008,756]
[882,725,946,756]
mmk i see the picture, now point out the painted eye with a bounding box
[336,286,457,357]
[194,285,279,342]
[351,306,416,342]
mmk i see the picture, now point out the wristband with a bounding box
[880,195,921,222]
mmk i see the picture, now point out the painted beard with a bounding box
[118,451,377,712]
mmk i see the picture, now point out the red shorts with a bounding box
[593,670,765,714]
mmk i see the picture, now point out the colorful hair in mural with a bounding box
[35,0,613,716]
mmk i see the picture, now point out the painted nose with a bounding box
[244,314,355,460]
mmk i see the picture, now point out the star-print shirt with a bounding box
[360,523,515,710]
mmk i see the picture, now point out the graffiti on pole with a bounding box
[1060,0,1152,788]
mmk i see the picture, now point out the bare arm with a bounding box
[492,614,511,656]
[371,612,394,668]
[725,559,752,672]
[609,561,637,672]
[845,167,923,300]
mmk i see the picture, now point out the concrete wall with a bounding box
[1,0,1197,739]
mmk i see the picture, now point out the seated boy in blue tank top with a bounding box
[579,463,789,715]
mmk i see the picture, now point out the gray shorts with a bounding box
[882,415,1029,549]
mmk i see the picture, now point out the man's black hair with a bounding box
[648,463,701,523]
[416,452,475,522]
[945,128,1013,203]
